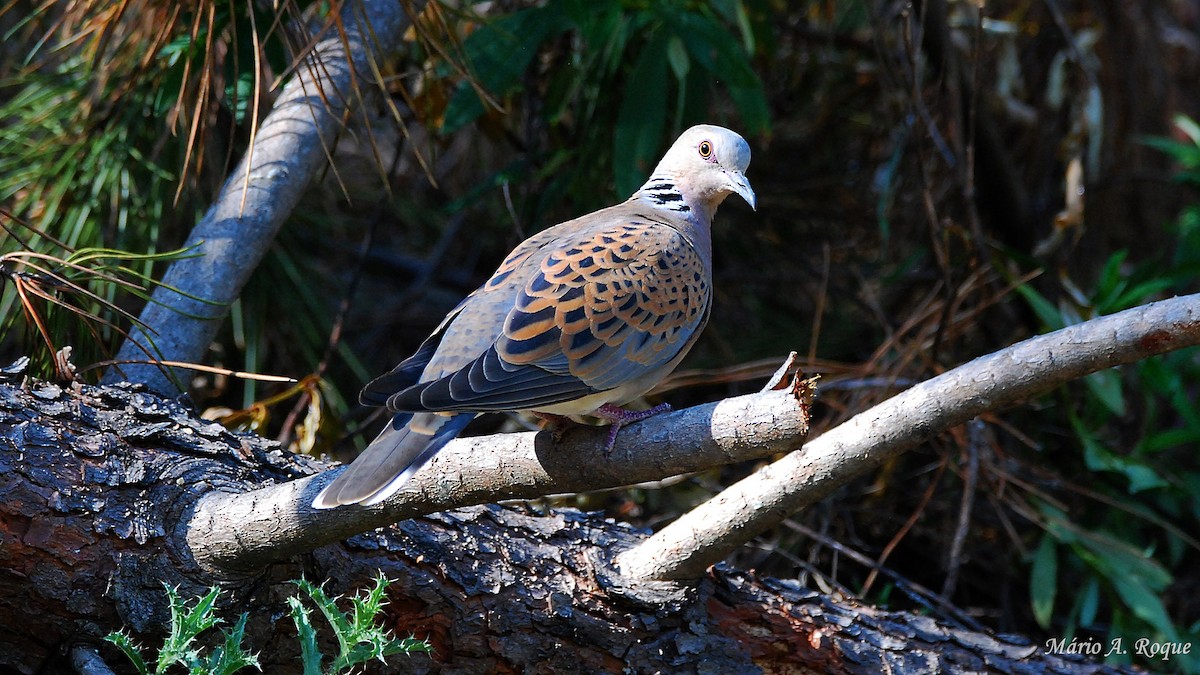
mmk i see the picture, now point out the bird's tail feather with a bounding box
[312,412,473,508]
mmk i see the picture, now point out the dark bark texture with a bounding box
[0,365,1135,673]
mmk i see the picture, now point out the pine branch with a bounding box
[106,0,418,393]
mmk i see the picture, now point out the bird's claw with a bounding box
[595,402,672,456]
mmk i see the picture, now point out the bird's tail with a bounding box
[312,412,473,508]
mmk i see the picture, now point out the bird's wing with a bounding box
[383,213,712,413]
[358,316,456,407]
[358,225,566,406]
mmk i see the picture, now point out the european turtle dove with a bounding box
[314,124,755,508]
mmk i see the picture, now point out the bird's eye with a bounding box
[698,140,713,159]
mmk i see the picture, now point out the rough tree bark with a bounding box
[187,365,814,577]
[0,366,1133,674]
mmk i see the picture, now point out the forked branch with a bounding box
[616,293,1200,581]
[188,294,1200,584]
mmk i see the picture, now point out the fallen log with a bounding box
[0,367,1131,673]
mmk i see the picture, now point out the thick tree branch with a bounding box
[0,374,1130,672]
[106,0,418,393]
[186,381,813,576]
[617,293,1200,581]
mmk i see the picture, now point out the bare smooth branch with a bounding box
[106,0,418,393]
[616,293,1200,581]
[186,384,813,576]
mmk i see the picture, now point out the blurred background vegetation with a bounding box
[1,0,1198,669]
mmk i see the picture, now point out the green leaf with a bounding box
[726,83,770,135]
[1106,568,1180,641]
[1109,277,1176,311]
[671,10,769,134]
[1040,500,1179,640]
[1072,413,1166,492]
[158,33,198,64]
[1078,575,1100,627]
[613,36,670,197]
[104,631,150,675]
[1031,535,1058,629]
[157,585,222,673]
[204,613,261,675]
[224,72,255,125]
[666,36,690,82]
[733,0,756,53]
[287,596,323,675]
[1123,464,1169,493]
[293,579,352,654]
[1092,250,1128,308]
[386,637,434,657]
[1083,368,1126,417]
[563,0,621,49]
[102,585,261,675]
[1141,427,1200,453]
[1144,135,1200,165]
[1015,284,1067,330]
[291,574,430,672]
[442,7,570,133]
[672,11,755,85]
[1076,539,1174,627]
[1174,113,1200,147]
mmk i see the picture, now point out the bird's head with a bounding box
[651,124,756,212]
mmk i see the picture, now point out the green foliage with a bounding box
[1141,114,1200,185]
[1012,115,1200,669]
[105,578,430,674]
[0,61,171,251]
[0,2,301,378]
[104,585,259,675]
[439,0,770,199]
[0,232,202,378]
[1030,534,1058,630]
[288,576,433,674]
[2,0,773,439]
[0,57,180,374]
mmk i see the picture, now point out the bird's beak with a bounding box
[729,172,757,211]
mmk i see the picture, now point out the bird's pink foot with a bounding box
[594,402,672,455]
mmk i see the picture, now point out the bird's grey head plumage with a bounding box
[635,124,756,216]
